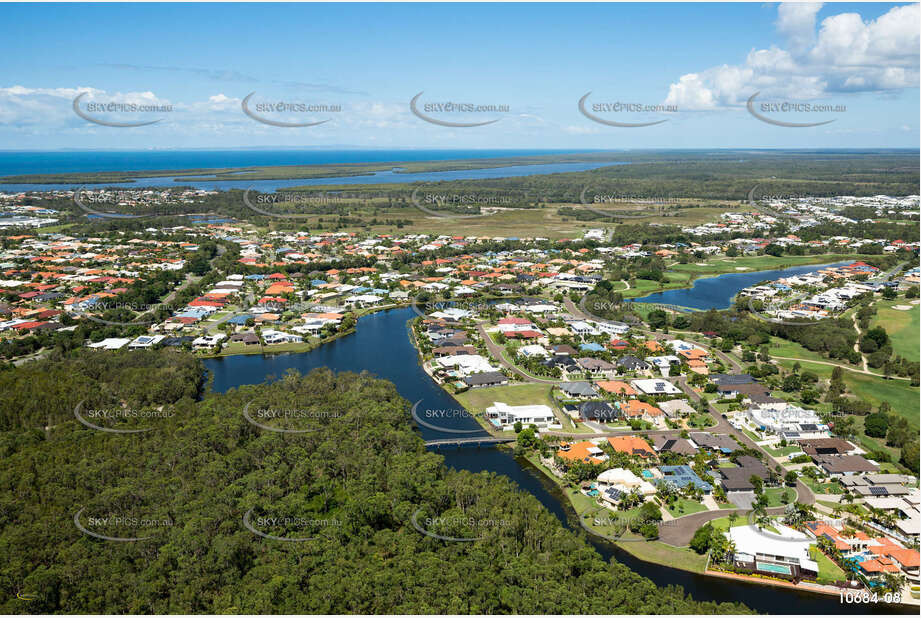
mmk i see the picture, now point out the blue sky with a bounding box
[0,2,917,150]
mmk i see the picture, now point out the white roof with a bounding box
[631,379,682,395]
[727,524,819,572]
[486,402,555,421]
[88,337,131,350]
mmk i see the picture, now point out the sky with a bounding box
[0,2,918,150]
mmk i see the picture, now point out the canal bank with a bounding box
[202,305,910,615]
[628,259,853,310]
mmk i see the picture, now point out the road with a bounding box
[475,323,563,385]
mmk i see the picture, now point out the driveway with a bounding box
[728,491,756,510]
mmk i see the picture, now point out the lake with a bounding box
[203,305,904,614]
[629,261,852,310]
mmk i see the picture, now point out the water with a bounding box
[629,261,852,310]
[203,306,907,614]
[0,149,625,193]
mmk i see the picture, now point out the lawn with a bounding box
[708,515,747,531]
[769,340,920,431]
[455,383,554,412]
[764,444,802,457]
[809,547,847,584]
[870,300,919,362]
[687,413,716,429]
[453,383,594,432]
[801,476,843,495]
[614,540,709,573]
[666,498,708,518]
[763,486,795,507]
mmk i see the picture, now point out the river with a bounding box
[0,160,626,193]
[203,305,908,614]
[629,261,851,310]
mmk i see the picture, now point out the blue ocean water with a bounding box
[0,149,605,176]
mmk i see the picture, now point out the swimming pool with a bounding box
[757,562,792,575]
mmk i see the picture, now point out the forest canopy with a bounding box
[0,356,748,614]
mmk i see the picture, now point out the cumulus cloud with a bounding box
[664,2,919,109]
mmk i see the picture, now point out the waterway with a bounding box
[203,305,908,614]
[0,160,626,193]
[629,261,851,310]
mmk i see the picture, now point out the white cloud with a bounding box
[776,2,823,57]
[663,2,919,109]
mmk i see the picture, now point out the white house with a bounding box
[261,329,303,345]
[518,344,550,358]
[485,401,556,429]
[128,334,166,349]
[88,337,131,350]
[631,378,682,395]
[192,333,226,349]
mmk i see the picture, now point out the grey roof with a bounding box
[616,355,648,370]
[579,401,618,422]
[710,373,756,385]
[463,371,508,387]
[689,432,738,453]
[559,381,599,398]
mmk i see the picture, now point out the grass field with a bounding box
[769,338,920,431]
[453,382,593,432]
[614,539,709,573]
[809,547,847,584]
[870,299,920,362]
[708,515,746,531]
[666,498,708,517]
[764,444,802,457]
[763,487,795,507]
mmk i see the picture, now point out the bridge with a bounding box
[424,436,516,448]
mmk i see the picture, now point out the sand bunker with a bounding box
[892,305,913,311]
[735,267,750,271]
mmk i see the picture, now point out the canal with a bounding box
[629,261,851,310]
[203,305,907,614]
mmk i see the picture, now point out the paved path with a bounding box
[476,323,564,384]
[771,355,910,380]
[657,486,810,546]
